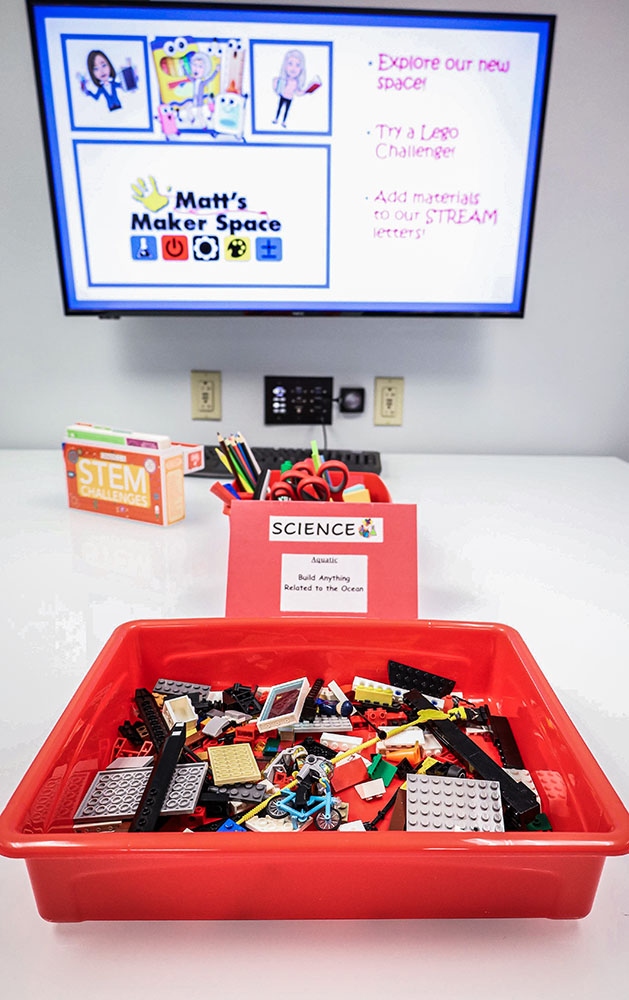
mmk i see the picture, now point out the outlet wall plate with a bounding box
[374,377,404,426]
[191,370,222,420]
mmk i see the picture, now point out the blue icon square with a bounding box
[255,237,282,262]
[130,236,158,260]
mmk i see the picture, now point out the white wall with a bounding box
[1,0,628,457]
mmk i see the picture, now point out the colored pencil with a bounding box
[236,432,262,477]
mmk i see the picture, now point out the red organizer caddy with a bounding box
[222,470,391,513]
[0,617,627,922]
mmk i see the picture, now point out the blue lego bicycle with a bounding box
[266,755,342,831]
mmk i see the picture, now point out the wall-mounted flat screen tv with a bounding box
[28,2,554,316]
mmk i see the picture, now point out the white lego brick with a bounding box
[224,710,251,724]
[339,820,366,831]
[327,679,352,707]
[421,733,443,754]
[162,695,197,728]
[376,727,425,753]
[356,778,386,801]
[506,768,542,807]
[320,732,363,753]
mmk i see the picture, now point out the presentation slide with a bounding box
[31,4,552,313]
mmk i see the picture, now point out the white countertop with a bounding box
[1,451,628,997]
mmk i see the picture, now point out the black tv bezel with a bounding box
[27,0,555,319]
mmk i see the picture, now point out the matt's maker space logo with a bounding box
[269,516,384,542]
[128,176,283,263]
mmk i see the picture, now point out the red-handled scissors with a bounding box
[268,460,350,502]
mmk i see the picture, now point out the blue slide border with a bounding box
[73,138,331,289]
[30,3,553,315]
[249,39,333,137]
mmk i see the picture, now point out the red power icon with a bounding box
[161,235,189,260]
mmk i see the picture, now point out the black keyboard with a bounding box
[188,446,382,478]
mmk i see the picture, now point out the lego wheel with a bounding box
[314,807,342,831]
[266,797,288,819]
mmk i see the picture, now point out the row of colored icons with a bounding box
[130,235,283,262]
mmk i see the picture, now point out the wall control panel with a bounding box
[264,376,333,425]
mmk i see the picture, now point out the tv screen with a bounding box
[28,2,554,316]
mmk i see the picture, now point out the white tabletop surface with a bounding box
[1,451,628,997]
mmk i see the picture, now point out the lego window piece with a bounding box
[208,743,261,786]
[256,677,310,733]
[406,774,505,832]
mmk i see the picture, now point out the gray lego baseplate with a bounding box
[153,679,212,700]
[74,762,208,821]
[406,774,505,832]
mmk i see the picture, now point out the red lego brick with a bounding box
[332,754,369,793]
[233,724,257,743]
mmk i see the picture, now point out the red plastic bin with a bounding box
[1,617,627,922]
[222,470,391,513]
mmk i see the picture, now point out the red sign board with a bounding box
[226,501,418,618]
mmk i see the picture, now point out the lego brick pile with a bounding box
[72,660,552,834]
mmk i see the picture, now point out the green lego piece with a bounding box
[263,737,281,758]
[280,460,293,473]
[526,812,553,832]
[367,754,397,788]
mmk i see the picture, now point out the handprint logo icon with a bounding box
[130,176,169,212]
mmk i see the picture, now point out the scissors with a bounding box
[268,460,350,502]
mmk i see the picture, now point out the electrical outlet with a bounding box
[191,370,222,420]
[374,377,404,426]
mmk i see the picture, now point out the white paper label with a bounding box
[269,516,383,542]
[280,554,368,612]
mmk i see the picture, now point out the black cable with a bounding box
[321,422,328,453]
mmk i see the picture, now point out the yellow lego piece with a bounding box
[208,743,261,786]
[354,684,393,707]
